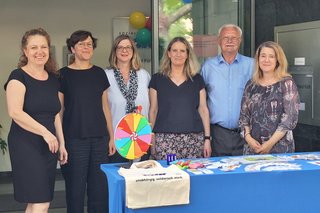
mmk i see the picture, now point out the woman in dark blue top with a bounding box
[149,37,212,160]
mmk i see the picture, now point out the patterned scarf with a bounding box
[114,69,138,113]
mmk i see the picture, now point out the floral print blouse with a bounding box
[239,77,300,155]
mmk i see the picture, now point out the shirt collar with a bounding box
[218,53,240,64]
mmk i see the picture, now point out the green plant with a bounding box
[0,124,7,155]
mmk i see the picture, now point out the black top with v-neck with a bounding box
[149,73,205,133]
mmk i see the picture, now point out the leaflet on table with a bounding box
[308,161,320,166]
[244,162,301,172]
[187,168,214,175]
[221,154,292,164]
[289,153,320,160]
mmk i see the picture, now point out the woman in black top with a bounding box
[4,28,67,212]
[59,30,115,213]
[149,37,212,160]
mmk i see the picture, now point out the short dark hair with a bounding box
[66,30,97,52]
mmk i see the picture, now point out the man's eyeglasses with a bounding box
[221,36,240,43]
[116,46,133,52]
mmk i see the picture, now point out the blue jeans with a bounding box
[61,137,109,213]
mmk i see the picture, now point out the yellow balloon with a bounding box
[129,11,146,29]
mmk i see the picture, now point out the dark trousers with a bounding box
[61,137,109,213]
[210,124,244,157]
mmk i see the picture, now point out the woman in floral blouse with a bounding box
[239,41,300,155]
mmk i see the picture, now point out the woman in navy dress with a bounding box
[4,28,67,212]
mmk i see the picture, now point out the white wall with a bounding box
[0,0,151,172]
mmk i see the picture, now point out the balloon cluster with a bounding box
[129,11,152,48]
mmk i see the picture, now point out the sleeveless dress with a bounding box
[4,68,60,203]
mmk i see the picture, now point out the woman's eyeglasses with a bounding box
[77,42,93,48]
[116,46,133,52]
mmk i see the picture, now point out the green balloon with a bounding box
[136,28,151,47]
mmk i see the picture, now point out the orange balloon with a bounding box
[129,11,146,29]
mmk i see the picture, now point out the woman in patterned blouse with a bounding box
[239,41,300,155]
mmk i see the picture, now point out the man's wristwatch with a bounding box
[204,136,212,141]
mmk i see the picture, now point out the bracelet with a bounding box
[244,132,250,138]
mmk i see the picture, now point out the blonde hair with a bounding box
[252,41,291,85]
[108,34,142,71]
[159,37,199,79]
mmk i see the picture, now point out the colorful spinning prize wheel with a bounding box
[114,113,152,160]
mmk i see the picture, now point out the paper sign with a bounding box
[294,57,305,65]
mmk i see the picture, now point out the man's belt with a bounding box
[212,124,240,133]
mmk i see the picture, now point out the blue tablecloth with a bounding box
[101,152,320,213]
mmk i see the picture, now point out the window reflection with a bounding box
[158,0,239,62]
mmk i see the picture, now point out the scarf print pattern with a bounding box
[114,69,138,113]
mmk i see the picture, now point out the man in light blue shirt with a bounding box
[201,24,254,156]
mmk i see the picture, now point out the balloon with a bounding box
[145,17,152,30]
[129,11,146,29]
[135,28,151,47]
[183,0,192,3]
